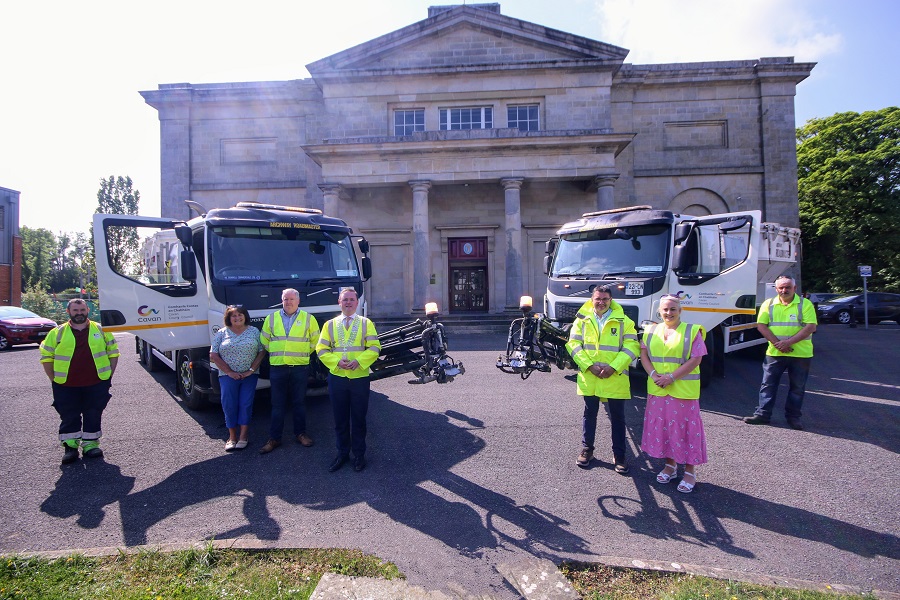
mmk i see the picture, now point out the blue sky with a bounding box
[2,0,897,234]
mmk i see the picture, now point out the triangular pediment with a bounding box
[307,5,628,76]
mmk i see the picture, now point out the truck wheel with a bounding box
[700,327,723,388]
[177,350,207,410]
[140,339,165,372]
[836,310,851,325]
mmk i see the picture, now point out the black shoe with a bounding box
[83,447,104,459]
[353,456,367,472]
[328,455,348,473]
[786,418,804,431]
[614,455,630,475]
[743,415,771,425]
[61,445,79,465]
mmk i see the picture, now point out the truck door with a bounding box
[92,214,209,351]
[671,210,761,314]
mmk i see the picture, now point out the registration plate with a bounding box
[625,282,644,296]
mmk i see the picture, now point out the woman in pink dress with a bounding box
[639,295,707,493]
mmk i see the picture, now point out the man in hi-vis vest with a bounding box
[316,288,381,472]
[40,298,119,465]
[259,288,320,453]
[744,275,817,430]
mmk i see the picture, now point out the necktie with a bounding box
[344,317,352,329]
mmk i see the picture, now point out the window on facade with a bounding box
[394,109,425,136]
[507,104,540,131]
[439,107,493,130]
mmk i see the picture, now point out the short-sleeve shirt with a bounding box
[758,294,817,358]
[211,327,262,373]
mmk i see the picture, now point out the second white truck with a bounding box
[542,205,800,385]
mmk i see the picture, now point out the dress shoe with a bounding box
[786,418,804,431]
[743,415,771,425]
[328,455,348,473]
[259,439,282,454]
[353,456,367,472]
[61,445,79,465]
[296,433,314,447]
[576,448,593,468]
[614,455,630,475]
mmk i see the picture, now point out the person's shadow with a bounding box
[40,459,135,529]
[598,478,900,560]
[114,393,589,562]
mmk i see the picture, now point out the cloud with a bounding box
[591,0,842,63]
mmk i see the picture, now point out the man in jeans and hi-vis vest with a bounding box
[745,275,817,430]
[259,288,320,453]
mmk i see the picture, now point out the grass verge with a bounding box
[0,545,401,600]
[560,561,877,600]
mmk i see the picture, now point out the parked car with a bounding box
[815,293,900,324]
[0,306,58,350]
[807,292,840,303]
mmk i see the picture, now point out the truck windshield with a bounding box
[552,224,670,277]
[209,226,360,284]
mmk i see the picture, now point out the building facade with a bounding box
[0,186,22,306]
[141,4,814,317]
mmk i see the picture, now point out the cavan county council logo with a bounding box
[137,306,162,323]
[674,291,692,300]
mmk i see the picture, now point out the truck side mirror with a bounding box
[175,225,193,248]
[673,222,692,245]
[361,256,372,281]
[358,239,370,254]
[180,250,197,281]
[543,254,551,275]
[545,239,557,255]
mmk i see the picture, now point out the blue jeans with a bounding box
[219,374,258,428]
[268,365,309,441]
[329,374,370,459]
[582,396,627,459]
[755,355,812,419]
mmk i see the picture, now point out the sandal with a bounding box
[656,464,678,484]
[677,471,697,493]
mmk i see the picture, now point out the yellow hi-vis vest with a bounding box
[261,310,320,366]
[758,295,815,358]
[316,315,381,379]
[644,321,705,400]
[565,299,639,399]
[39,321,119,384]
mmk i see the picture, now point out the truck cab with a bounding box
[93,202,371,408]
[544,206,799,385]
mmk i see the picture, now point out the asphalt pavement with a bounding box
[0,322,898,598]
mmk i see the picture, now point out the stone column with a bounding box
[410,180,432,312]
[593,173,619,212]
[318,183,343,217]
[502,177,525,310]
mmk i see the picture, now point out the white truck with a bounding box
[542,205,800,386]
[93,202,374,409]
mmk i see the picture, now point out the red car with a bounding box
[0,306,58,350]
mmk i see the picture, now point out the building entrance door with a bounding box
[450,267,487,312]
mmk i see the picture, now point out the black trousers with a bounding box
[51,380,112,441]
[328,374,370,459]
[582,396,627,459]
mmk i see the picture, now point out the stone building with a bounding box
[141,4,814,317]
[0,186,22,306]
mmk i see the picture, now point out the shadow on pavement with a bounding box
[40,459,135,529]
[597,480,900,560]
[108,392,589,562]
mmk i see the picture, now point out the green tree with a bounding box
[20,226,56,290]
[93,175,140,274]
[797,107,900,292]
[21,282,66,323]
